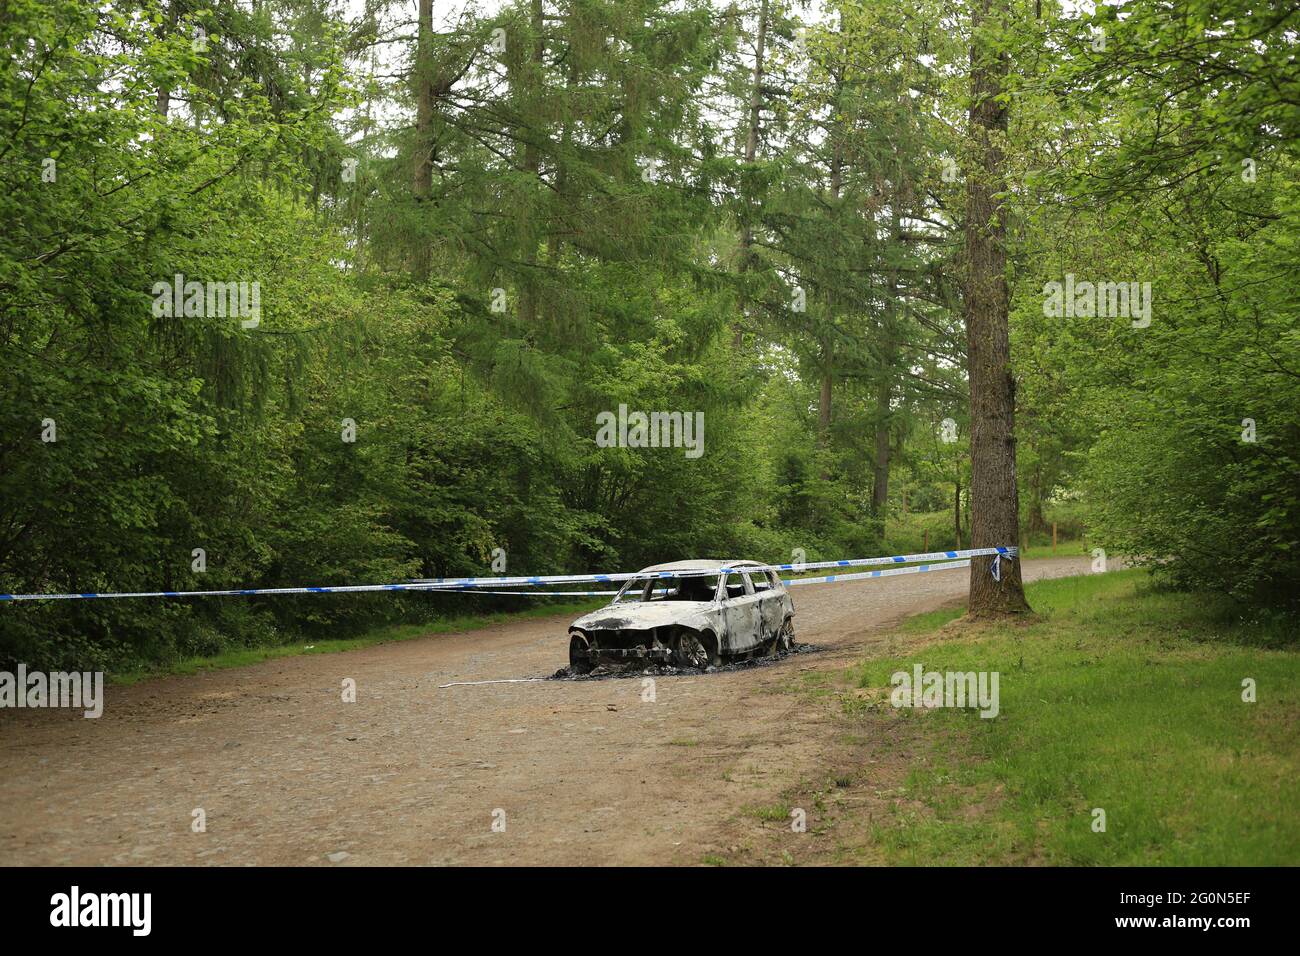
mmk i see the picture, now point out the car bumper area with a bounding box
[586,645,673,661]
[573,628,673,664]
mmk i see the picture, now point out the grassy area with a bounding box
[111,597,603,685]
[851,570,1300,865]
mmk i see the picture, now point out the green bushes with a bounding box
[1076,186,1300,614]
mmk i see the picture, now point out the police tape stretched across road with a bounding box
[0,546,1017,602]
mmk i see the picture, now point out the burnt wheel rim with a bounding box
[775,622,793,653]
[569,633,593,672]
[675,634,708,668]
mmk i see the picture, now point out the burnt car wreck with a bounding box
[567,560,796,673]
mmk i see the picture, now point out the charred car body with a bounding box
[567,560,795,672]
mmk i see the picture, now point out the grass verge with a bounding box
[851,569,1299,865]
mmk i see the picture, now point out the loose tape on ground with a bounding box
[438,677,551,687]
[0,548,1012,602]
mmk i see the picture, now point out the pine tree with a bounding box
[963,0,1028,614]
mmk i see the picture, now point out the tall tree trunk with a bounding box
[818,365,833,436]
[818,361,831,493]
[818,123,842,458]
[1029,458,1047,533]
[549,32,579,269]
[156,2,177,117]
[518,0,545,328]
[954,476,963,548]
[413,0,433,200]
[411,0,434,279]
[733,0,769,347]
[742,0,768,183]
[871,374,891,514]
[872,199,902,518]
[963,0,1028,614]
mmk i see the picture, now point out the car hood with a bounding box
[572,602,717,631]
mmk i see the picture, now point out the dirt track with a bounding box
[0,557,1088,865]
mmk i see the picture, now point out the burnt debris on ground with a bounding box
[548,642,818,681]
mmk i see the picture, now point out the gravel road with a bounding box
[0,557,1090,865]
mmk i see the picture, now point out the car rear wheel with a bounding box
[568,631,594,674]
[770,618,794,656]
[671,630,717,669]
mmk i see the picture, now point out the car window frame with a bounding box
[643,576,679,602]
[612,576,651,604]
[613,572,724,604]
[696,572,723,603]
[720,570,750,602]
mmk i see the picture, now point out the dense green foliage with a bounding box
[2,0,1296,670]
[1018,2,1300,611]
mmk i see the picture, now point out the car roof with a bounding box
[638,559,765,573]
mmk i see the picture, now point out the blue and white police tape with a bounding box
[0,582,461,602]
[0,547,1014,602]
[424,558,979,597]
[406,546,1017,590]
[407,560,976,597]
[783,558,970,587]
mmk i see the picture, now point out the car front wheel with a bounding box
[671,631,717,669]
[568,631,594,674]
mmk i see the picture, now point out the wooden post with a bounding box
[1052,522,1057,553]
